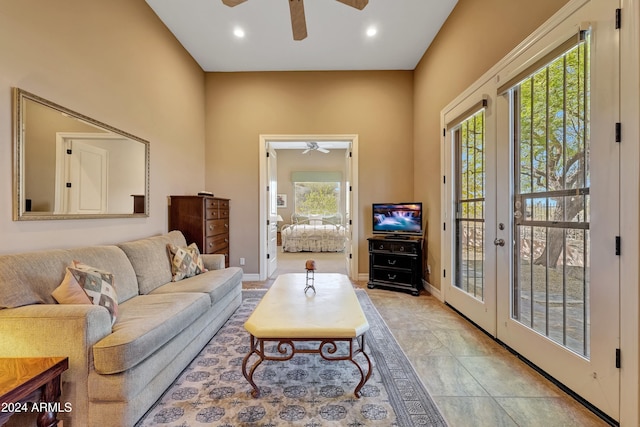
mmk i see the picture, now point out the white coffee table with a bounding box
[242,273,372,398]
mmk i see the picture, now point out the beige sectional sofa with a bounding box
[0,230,243,427]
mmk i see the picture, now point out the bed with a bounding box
[281,214,346,252]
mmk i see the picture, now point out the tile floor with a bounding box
[243,278,610,426]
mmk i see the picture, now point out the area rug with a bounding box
[136,289,447,426]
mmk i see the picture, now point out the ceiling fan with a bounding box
[221,0,369,41]
[302,141,330,154]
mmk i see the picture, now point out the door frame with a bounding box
[258,134,359,281]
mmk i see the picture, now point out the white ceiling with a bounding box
[145,0,458,72]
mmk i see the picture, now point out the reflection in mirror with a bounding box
[13,88,149,220]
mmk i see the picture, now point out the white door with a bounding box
[267,146,279,277]
[56,139,108,214]
[496,3,620,418]
[444,0,620,419]
[343,146,353,278]
[443,95,497,335]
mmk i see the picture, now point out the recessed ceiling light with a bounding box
[366,26,377,37]
[233,27,245,38]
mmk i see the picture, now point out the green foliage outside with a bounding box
[294,182,340,215]
[518,41,589,196]
[457,38,590,268]
[517,39,589,268]
[459,111,485,220]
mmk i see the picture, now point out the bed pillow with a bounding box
[167,243,206,282]
[52,261,118,326]
[292,213,309,224]
[309,214,323,225]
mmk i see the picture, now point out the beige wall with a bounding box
[204,71,414,274]
[413,0,571,290]
[0,0,206,253]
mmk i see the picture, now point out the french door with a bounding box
[443,0,620,419]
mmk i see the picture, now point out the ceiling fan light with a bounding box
[366,26,377,37]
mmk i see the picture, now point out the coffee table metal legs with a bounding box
[241,334,372,398]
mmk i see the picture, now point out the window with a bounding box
[294,182,340,215]
[454,109,486,300]
[511,34,590,356]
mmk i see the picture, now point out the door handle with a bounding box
[494,238,505,247]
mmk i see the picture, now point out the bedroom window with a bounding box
[294,182,340,215]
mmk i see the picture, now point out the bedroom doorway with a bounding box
[258,135,359,281]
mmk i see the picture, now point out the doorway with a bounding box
[258,135,359,281]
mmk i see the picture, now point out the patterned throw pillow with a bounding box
[52,261,118,326]
[167,243,206,282]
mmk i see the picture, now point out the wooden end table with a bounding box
[0,357,69,427]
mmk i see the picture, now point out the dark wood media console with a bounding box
[367,236,423,296]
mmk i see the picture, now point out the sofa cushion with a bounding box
[93,292,210,374]
[167,243,205,282]
[117,231,187,294]
[150,267,243,305]
[52,261,118,325]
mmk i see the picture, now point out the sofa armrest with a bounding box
[0,304,112,357]
[0,304,112,422]
[202,254,226,270]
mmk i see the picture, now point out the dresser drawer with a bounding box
[371,268,414,285]
[205,198,219,209]
[218,209,229,219]
[205,219,228,236]
[371,253,414,270]
[370,240,394,252]
[369,240,418,254]
[205,234,229,253]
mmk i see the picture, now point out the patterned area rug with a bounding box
[136,289,446,426]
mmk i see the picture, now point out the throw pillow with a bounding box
[167,243,206,282]
[52,261,118,326]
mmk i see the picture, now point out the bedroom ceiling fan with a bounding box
[302,141,330,154]
[221,0,369,41]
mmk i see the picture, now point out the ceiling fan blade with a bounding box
[302,149,311,154]
[221,0,247,6]
[335,0,368,10]
[317,147,330,153]
[289,0,308,41]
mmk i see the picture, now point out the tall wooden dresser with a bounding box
[169,195,230,267]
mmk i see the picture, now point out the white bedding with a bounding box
[281,223,346,252]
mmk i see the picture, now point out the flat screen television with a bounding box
[372,202,423,237]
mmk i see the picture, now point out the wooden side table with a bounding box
[0,357,69,427]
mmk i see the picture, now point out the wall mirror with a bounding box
[13,88,150,220]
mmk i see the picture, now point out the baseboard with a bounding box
[357,273,369,282]
[423,280,443,301]
[242,273,261,281]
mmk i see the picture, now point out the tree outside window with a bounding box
[294,182,340,215]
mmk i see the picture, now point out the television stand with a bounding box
[367,236,423,296]
[384,234,411,240]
